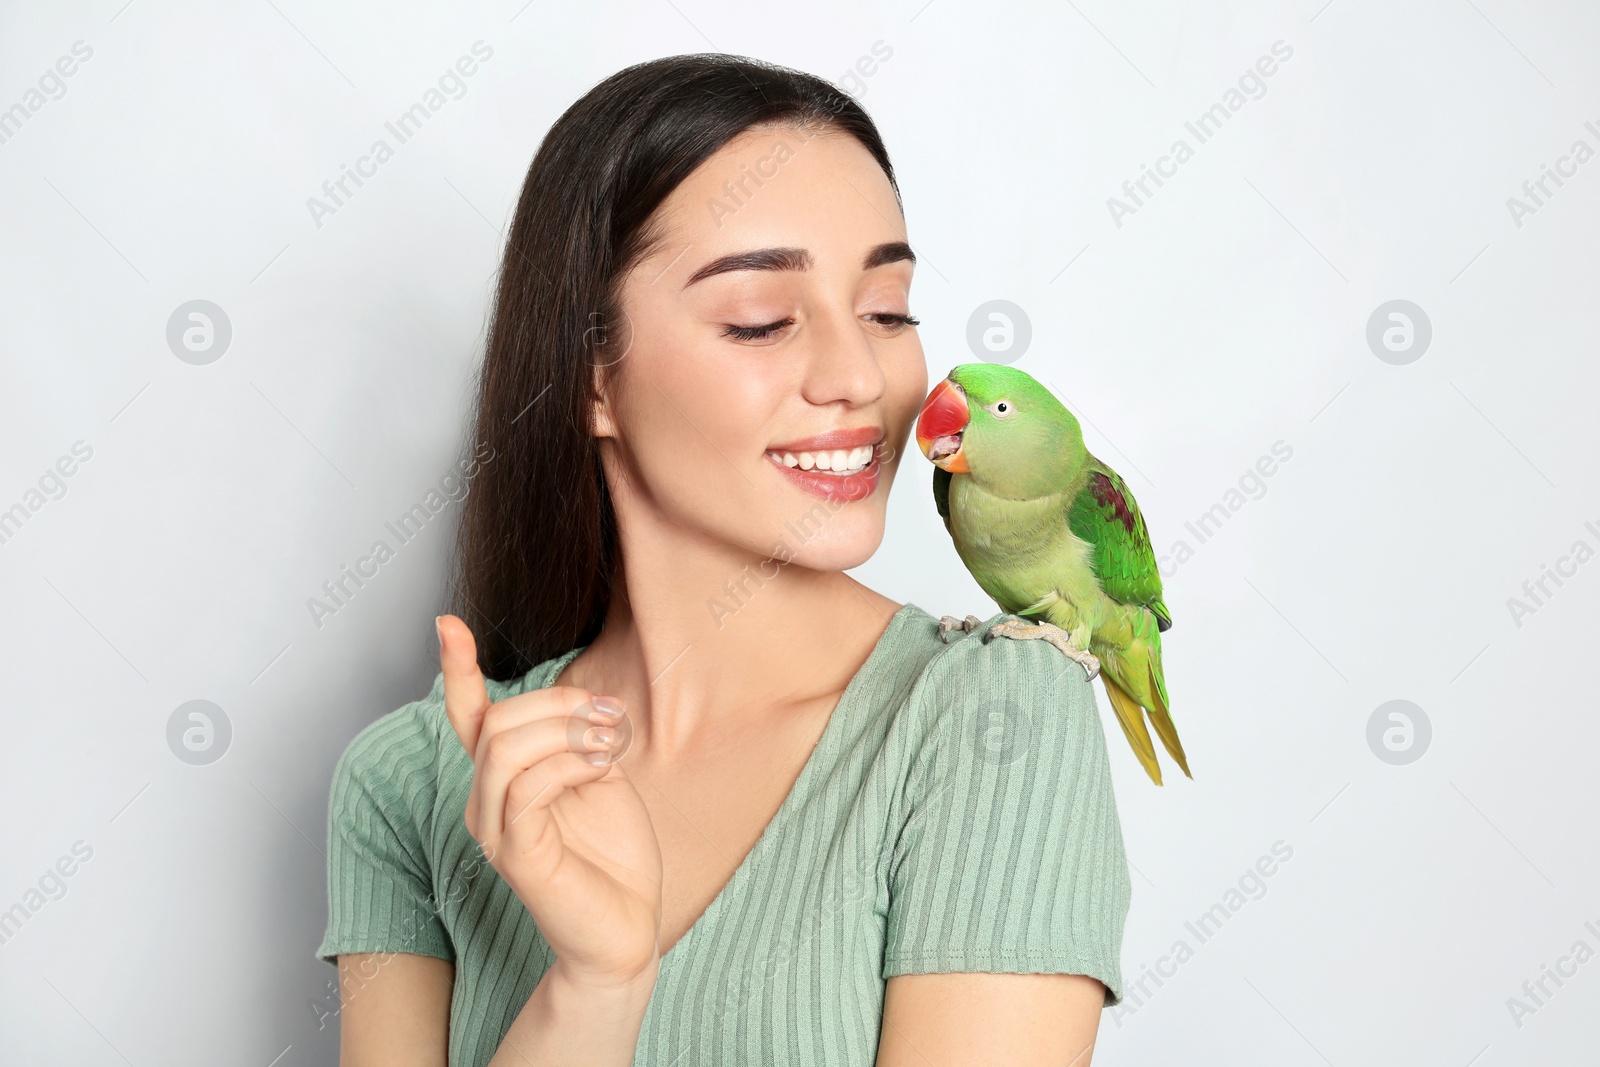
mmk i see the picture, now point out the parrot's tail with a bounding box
[1102,676,1163,786]
[1141,659,1191,781]
[1102,669,1192,786]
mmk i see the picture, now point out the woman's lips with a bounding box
[763,444,883,502]
[766,426,884,454]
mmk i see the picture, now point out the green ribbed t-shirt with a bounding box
[317,603,1132,1066]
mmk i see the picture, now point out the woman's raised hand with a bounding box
[437,614,663,989]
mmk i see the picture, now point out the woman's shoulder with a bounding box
[893,605,1101,738]
[328,686,450,810]
[880,609,1131,1002]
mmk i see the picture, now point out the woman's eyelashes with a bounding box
[720,312,920,342]
[722,317,795,341]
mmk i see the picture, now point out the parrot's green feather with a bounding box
[925,362,1190,785]
[1065,461,1171,631]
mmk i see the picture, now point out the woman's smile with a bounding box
[763,426,886,501]
[762,445,883,502]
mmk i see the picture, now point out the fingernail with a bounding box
[584,750,612,766]
[435,616,444,651]
[588,696,624,722]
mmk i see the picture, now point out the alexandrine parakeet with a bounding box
[915,363,1191,786]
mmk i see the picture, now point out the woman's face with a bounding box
[596,124,927,574]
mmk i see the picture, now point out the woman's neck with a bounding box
[554,549,901,760]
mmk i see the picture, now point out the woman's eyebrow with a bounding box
[682,241,915,288]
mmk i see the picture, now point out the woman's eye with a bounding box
[722,318,794,341]
[721,312,918,342]
[868,312,920,331]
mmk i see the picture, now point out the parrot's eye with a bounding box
[991,400,1014,418]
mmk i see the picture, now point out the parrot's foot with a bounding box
[982,616,1101,681]
[938,614,985,643]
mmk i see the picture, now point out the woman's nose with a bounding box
[797,306,888,408]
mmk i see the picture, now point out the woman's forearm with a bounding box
[486,957,660,1066]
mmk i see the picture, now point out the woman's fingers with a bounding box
[432,614,629,859]
[470,686,597,766]
[498,752,617,854]
[438,614,492,756]
[474,715,614,846]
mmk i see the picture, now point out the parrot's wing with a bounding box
[1065,457,1171,630]
[932,466,953,535]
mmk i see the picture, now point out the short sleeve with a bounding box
[316,694,455,965]
[883,628,1133,1006]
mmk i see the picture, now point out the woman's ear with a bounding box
[588,304,633,440]
[590,402,617,439]
[589,367,617,439]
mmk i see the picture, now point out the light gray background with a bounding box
[2,1,1596,1064]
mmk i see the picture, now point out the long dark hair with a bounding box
[449,53,902,681]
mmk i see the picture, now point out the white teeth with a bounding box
[766,445,876,475]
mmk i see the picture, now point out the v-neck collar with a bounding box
[532,602,922,974]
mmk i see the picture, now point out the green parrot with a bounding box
[914,362,1191,786]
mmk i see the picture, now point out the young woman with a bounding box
[317,53,1131,1066]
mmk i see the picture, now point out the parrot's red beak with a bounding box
[915,377,970,473]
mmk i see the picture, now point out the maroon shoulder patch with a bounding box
[1089,471,1138,534]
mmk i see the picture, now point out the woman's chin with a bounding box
[756,514,885,573]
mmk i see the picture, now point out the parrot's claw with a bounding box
[983,616,1101,682]
[938,615,985,643]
